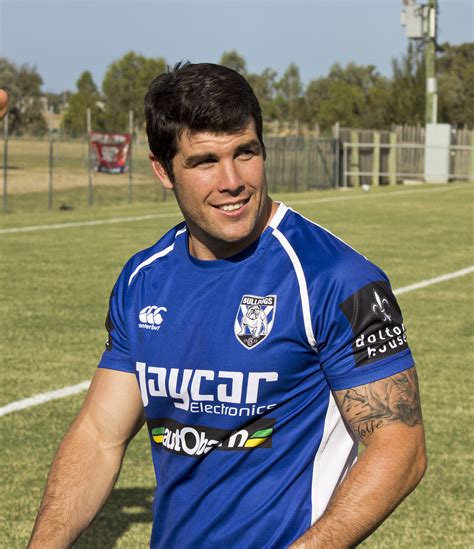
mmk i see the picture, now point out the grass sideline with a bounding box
[1,183,473,547]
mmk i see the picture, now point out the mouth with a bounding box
[214,197,250,213]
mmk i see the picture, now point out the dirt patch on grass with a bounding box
[1,169,154,195]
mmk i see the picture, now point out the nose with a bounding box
[217,159,245,195]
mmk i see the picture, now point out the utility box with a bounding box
[401,4,424,39]
[424,124,451,183]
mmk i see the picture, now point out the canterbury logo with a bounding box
[139,306,167,330]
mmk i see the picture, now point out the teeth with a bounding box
[219,202,244,212]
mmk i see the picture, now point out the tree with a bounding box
[437,42,474,127]
[63,71,105,135]
[320,80,365,128]
[275,63,305,122]
[219,50,247,75]
[102,52,166,132]
[0,57,47,135]
[304,62,390,131]
[387,43,425,125]
[247,68,278,120]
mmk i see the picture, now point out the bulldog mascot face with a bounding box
[240,305,268,338]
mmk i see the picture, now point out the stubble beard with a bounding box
[175,183,272,260]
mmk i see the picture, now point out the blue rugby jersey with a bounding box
[98,203,414,548]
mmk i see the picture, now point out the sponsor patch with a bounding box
[339,281,408,367]
[148,417,275,458]
[234,295,277,349]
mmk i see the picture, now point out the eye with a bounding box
[194,158,216,168]
[238,149,256,160]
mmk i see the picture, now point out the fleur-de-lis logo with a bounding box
[372,290,392,323]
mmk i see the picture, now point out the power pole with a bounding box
[401,0,438,124]
[424,0,437,124]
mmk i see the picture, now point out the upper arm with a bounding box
[75,368,144,450]
[333,366,425,448]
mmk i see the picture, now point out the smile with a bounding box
[216,198,250,212]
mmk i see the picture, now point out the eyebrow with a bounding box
[183,152,218,168]
[234,139,262,155]
[182,139,262,168]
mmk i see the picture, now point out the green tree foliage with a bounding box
[387,43,425,125]
[247,68,278,120]
[219,50,247,75]
[305,77,363,130]
[275,63,305,121]
[219,51,279,120]
[437,42,474,127]
[0,57,47,135]
[102,51,166,132]
[63,71,105,135]
[305,62,390,131]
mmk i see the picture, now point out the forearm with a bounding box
[28,416,125,548]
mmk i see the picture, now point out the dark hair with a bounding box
[145,62,265,180]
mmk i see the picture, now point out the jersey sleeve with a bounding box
[314,259,414,391]
[98,264,134,373]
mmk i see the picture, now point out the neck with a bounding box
[188,198,277,260]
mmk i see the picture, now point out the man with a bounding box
[29,63,426,548]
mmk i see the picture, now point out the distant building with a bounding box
[40,92,69,132]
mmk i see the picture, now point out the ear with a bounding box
[149,154,174,190]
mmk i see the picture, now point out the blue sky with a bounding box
[1,0,473,93]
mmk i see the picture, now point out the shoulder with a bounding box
[117,221,187,290]
[272,205,386,299]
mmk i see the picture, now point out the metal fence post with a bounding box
[48,132,54,210]
[87,108,93,206]
[128,110,133,203]
[469,131,474,182]
[3,113,9,212]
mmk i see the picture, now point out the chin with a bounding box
[220,224,257,244]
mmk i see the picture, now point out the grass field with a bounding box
[1,182,473,547]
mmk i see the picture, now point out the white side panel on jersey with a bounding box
[310,393,358,523]
[271,228,317,349]
[128,227,187,286]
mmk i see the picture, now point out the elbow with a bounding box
[411,438,428,489]
[418,445,428,482]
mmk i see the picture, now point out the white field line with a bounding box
[0,381,90,417]
[1,264,473,418]
[288,182,464,206]
[393,266,474,296]
[0,212,180,234]
[0,183,467,235]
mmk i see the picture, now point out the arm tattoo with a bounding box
[337,368,423,442]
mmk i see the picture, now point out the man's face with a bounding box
[151,120,276,260]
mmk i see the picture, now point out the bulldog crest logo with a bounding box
[234,295,277,349]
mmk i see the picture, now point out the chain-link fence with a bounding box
[3,125,471,213]
[0,132,339,213]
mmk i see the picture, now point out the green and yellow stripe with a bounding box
[244,427,273,448]
[152,426,165,444]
